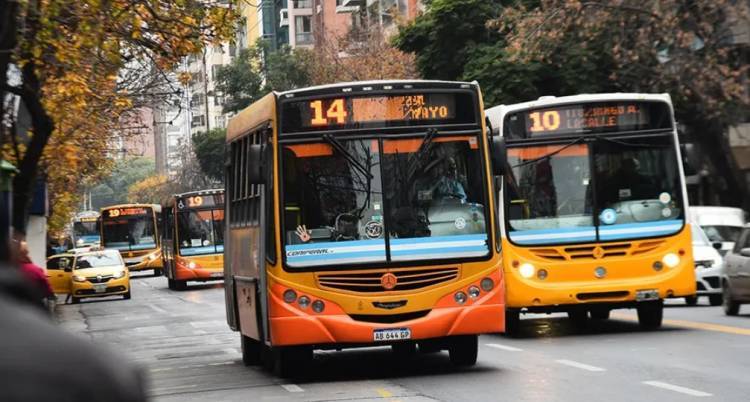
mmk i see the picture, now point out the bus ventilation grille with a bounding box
[349,310,430,324]
[317,267,459,292]
[530,240,666,261]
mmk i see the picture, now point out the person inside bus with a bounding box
[529,159,557,217]
[431,157,467,201]
[600,157,657,206]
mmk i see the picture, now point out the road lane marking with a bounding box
[555,359,606,372]
[377,388,393,398]
[612,313,750,336]
[149,304,168,314]
[486,343,523,352]
[643,381,712,397]
[281,384,304,393]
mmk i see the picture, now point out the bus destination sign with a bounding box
[281,92,477,133]
[106,207,149,218]
[505,101,672,139]
[177,194,224,210]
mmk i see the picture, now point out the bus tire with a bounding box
[590,308,610,320]
[167,279,176,290]
[637,300,663,329]
[174,280,187,291]
[449,335,478,367]
[684,296,698,306]
[504,309,520,337]
[723,284,740,316]
[241,334,262,366]
[567,309,588,329]
[708,294,723,306]
[273,346,312,378]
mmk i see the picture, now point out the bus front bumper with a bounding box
[267,274,505,347]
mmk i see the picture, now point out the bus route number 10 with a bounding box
[529,110,561,133]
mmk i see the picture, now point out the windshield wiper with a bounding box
[322,134,374,179]
[511,136,587,169]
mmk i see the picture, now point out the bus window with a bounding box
[177,209,224,256]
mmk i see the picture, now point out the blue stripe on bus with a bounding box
[286,239,385,251]
[390,234,487,245]
[286,250,386,262]
[180,246,223,255]
[391,245,489,256]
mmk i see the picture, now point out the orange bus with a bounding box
[486,93,695,333]
[100,204,163,275]
[161,189,225,290]
[224,80,504,376]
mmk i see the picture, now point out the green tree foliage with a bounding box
[90,157,155,208]
[215,41,310,114]
[192,128,226,183]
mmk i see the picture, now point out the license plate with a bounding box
[636,289,659,301]
[373,328,411,342]
[210,272,222,278]
[93,284,107,293]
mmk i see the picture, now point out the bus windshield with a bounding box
[282,136,489,268]
[177,209,225,256]
[102,215,157,251]
[73,220,99,244]
[506,135,683,245]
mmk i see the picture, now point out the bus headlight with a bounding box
[73,275,86,282]
[283,289,297,303]
[312,300,325,313]
[480,277,494,291]
[187,261,197,269]
[147,252,158,261]
[519,263,535,279]
[298,296,311,309]
[468,286,481,299]
[663,253,680,268]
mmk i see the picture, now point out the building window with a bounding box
[293,0,312,8]
[191,115,205,128]
[295,16,312,45]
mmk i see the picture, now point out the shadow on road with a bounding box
[293,347,498,384]
[495,315,689,340]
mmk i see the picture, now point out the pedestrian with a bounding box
[13,239,55,311]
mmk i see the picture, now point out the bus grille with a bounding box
[317,267,459,293]
[530,240,666,261]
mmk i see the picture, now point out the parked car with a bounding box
[689,206,746,255]
[721,224,750,315]
[688,224,723,306]
[69,249,131,303]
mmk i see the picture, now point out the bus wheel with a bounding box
[567,309,588,329]
[167,279,176,290]
[392,341,417,357]
[708,294,723,306]
[273,346,312,378]
[590,308,610,320]
[174,280,187,291]
[449,335,478,367]
[684,296,698,306]
[637,300,663,329]
[504,309,520,337]
[241,334,262,366]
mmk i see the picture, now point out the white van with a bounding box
[689,206,746,255]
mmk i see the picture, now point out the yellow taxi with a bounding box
[68,249,131,303]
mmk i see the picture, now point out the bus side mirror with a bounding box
[491,136,506,176]
[248,144,266,185]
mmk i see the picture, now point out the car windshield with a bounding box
[177,209,225,256]
[691,225,711,246]
[506,135,684,245]
[281,136,489,268]
[102,214,157,251]
[75,251,122,269]
[702,225,742,243]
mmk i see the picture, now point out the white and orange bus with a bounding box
[224,80,504,376]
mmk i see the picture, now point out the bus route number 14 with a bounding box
[529,110,561,132]
[310,99,348,126]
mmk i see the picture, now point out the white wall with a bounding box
[27,215,46,267]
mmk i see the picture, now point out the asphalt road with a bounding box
[55,273,750,401]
